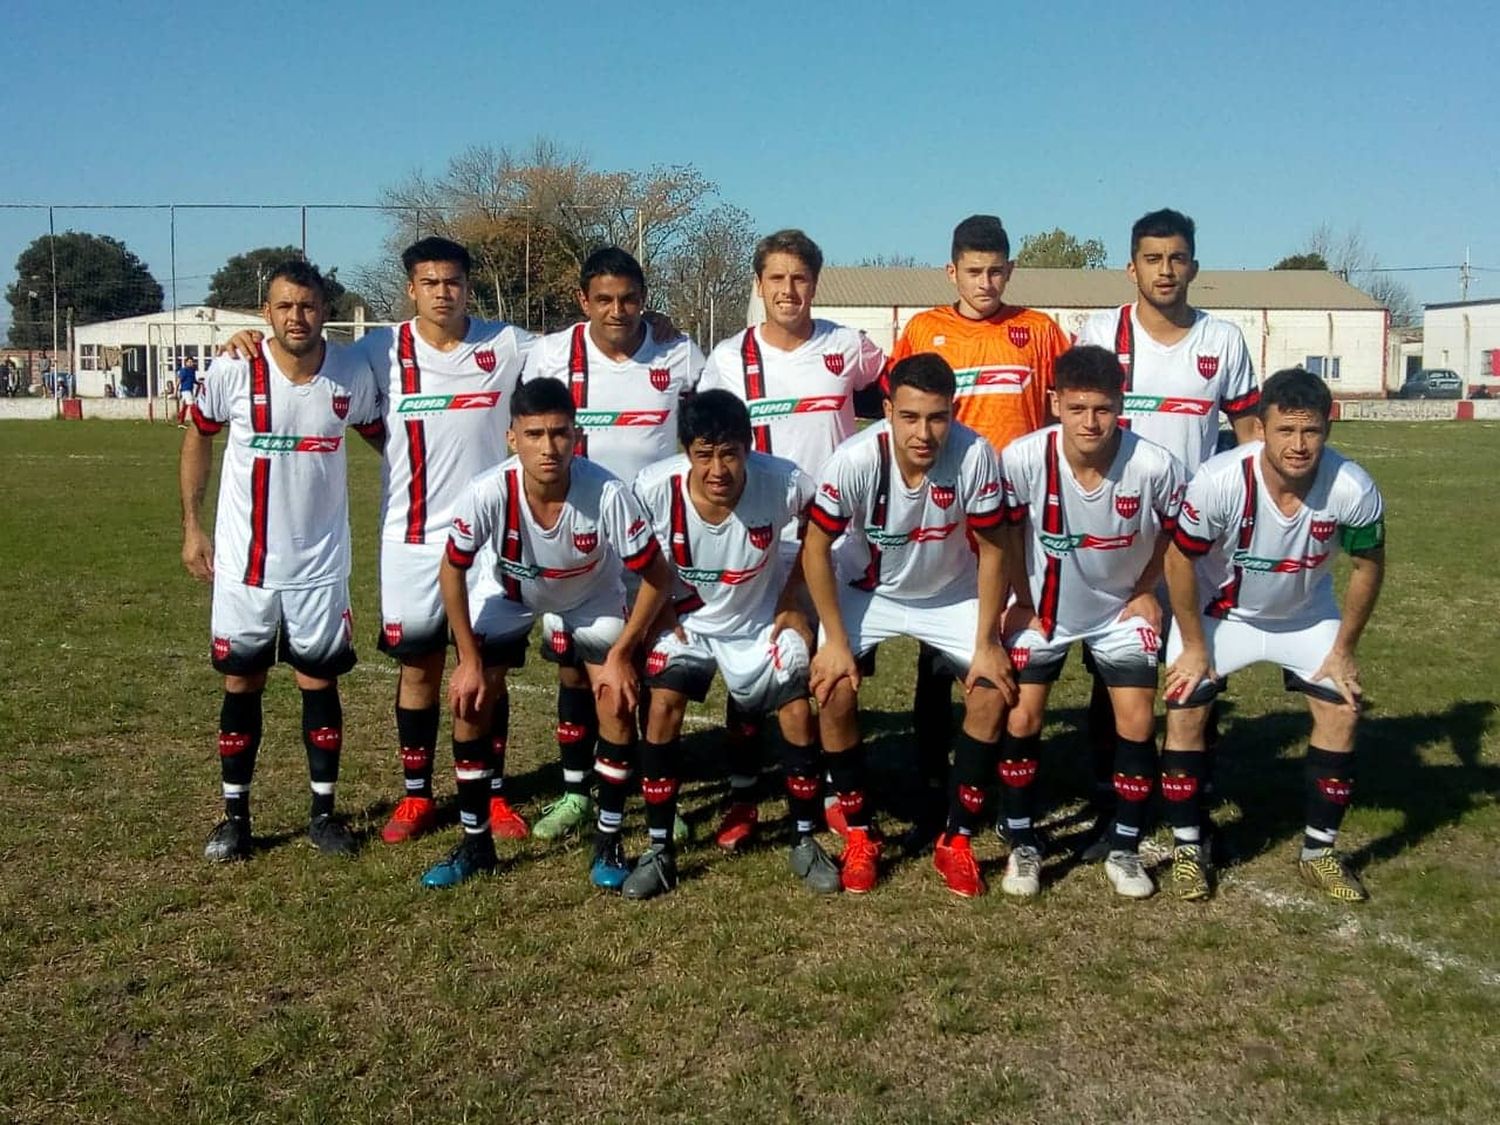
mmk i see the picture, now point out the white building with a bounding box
[749,268,1393,396]
[71,306,267,398]
[1422,299,1500,393]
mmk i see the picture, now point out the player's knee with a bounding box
[224,671,268,694]
[1165,704,1210,747]
[647,691,687,741]
[557,663,589,690]
[777,698,815,744]
[401,652,446,691]
[1308,700,1358,751]
[963,690,1005,741]
[1005,701,1044,739]
[1111,692,1156,743]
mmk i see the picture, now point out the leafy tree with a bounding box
[1272,252,1330,270]
[1014,228,1108,269]
[1283,225,1419,326]
[6,232,162,347]
[206,246,363,319]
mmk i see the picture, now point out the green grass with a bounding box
[2,419,1498,1123]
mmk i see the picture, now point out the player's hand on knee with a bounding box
[810,643,858,705]
[594,652,639,715]
[1311,646,1362,711]
[449,661,487,721]
[221,330,264,359]
[1165,644,1213,705]
[181,530,215,583]
[967,642,1018,707]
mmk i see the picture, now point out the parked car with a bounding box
[1397,369,1462,400]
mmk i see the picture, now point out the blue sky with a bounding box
[3,0,1496,334]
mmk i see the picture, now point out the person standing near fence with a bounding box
[176,355,200,427]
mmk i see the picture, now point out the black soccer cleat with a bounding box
[204,817,252,863]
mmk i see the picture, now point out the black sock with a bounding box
[947,730,998,836]
[997,731,1041,848]
[594,736,636,836]
[1109,736,1156,853]
[825,743,871,831]
[488,692,509,798]
[640,738,681,848]
[725,696,762,804]
[1303,745,1355,853]
[913,645,954,785]
[1160,748,1206,846]
[557,684,597,798]
[301,685,342,819]
[396,704,440,800]
[1087,675,1118,811]
[779,736,822,837]
[452,737,492,834]
[219,689,263,821]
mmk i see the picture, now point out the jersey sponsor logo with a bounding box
[1181,500,1201,522]
[384,621,404,647]
[744,394,846,419]
[246,434,343,453]
[1309,518,1336,542]
[396,391,502,414]
[1007,325,1031,349]
[212,635,231,662]
[1197,355,1220,380]
[677,559,768,586]
[573,530,599,554]
[865,522,960,547]
[1115,493,1141,519]
[627,518,646,536]
[475,348,497,373]
[498,557,599,582]
[955,365,1032,393]
[820,482,841,502]
[575,408,671,427]
[331,393,350,419]
[930,483,955,509]
[1229,549,1329,573]
[823,353,845,376]
[1122,393,1213,416]
[649,367,671,392]
[452,516,473,537]
[1039,531,1137,557]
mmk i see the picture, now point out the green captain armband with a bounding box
[1338,519,1385,554]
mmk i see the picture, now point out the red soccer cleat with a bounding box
[840,827,882,894]
[489,796,530,840]
[823,797,850,839]
[714,802,759,852]
[381,795,438,844]
[934,832,986,898]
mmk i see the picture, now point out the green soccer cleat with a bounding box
[1171,844,1212,902]
[1299,849,1369,903]
[531,793,594,841]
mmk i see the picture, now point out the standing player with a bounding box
[697,228,886,848]
[998,346,1185,898]
[180,260,383,862]
[175,355,199,427]
[1073,208,1261,832]
[804,353,1017,896]
[433,377,672,888]
[635,390,840,898]
[887,215,1070,841]
[519,246,704,843]
[1162,368,1385,902]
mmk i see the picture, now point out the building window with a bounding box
[1305,355,1341,381]
[1484,349,1498,377]
[79,344,100,371]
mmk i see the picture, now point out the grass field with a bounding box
[1,418,1498,1123]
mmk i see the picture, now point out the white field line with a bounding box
[1228,873,1500,988]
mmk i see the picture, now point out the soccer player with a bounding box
[998,345,1185,898]
[432,376,671,888]
[1162,367,1385,902]
[635,390,839,898]
[697,228,887,849]
[519,246,704,843]
[886,215,1071,841]
[1073,208,1262,831]
[175,355,199,427]
[180,260,384,862]
[804,353,1017,896]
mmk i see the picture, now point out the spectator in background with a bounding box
[175,356,199,426]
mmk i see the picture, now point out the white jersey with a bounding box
[1002,426,1185,639]
[357,317,535,546]
[1075,305,1259,474]
[194,341,381,591]
[521,322,704,485]
[634,451,813,638]
[809,420,1004,603]
[1172,442,1385,626]
[445,455,659,616]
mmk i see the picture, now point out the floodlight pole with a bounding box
[49,207,60,393]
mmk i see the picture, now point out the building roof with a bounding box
[813,267,1386,312]
[75,305,264,329]
[1425,297,1500,311]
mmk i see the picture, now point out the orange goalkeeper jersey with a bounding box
[889,304,1069,452]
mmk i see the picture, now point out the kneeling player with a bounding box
[431,377,671,888]
[805,353,1018,897]
[634,390,839,898]
[180,261,383,862]
[1163,367,1386,902]
[998,345,1185,898]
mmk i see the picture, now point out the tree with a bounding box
[1281,224,1420,326]
[1014,228,1108,269]
[6,231,162,348]
[849,253,929,268]
[654,204,758,349]
[206,246,364,320]
[1272,251,1329,270]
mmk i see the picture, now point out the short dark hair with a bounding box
[1054,345,1125,400]
[951,215,1010,262]
[1130,209,1196,258]
[887,353,956,399]
[753,229,824,278]
[510,376,575,422]
[1258,367,1331,422]
[265,258,329,303]
[678,389,752,450]
[580,246,646,296]
[401,236,472,279]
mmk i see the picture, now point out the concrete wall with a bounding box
[0,397,59,420]
[1423,303,1500,389]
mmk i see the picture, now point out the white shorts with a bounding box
[180,391,195,406]
[210,578,355,678]
[378,539,508,659]
[474,588,625,670]
[1165,613,1344,706]
[644,619,810,714]
[820,586,982,676]
[1007,615,1161,689]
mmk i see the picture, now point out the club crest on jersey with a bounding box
[1115,493,1141,519]
[749,524,774,550]
[1007,325,1031,349]
[1309,518,1336,542]
[823,353,845,376]
[212,635,231,662]
[930,483,956,509]
[573,530,599,554]
[475,348,497,373]
[646,648,669,676]
[649,367,671,392]
[1008,647,1030,670]
[1196,354,1220,380]
[549,630,571,656]
[383,621,403,647]
[331,393,350,419]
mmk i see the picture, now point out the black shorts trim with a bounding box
[377,620,448,659]
[645,662,714,703]
[478,630,529,670]
[1165,677,1225,709]
[1283,669,1346,705]
[211,642,277,677]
